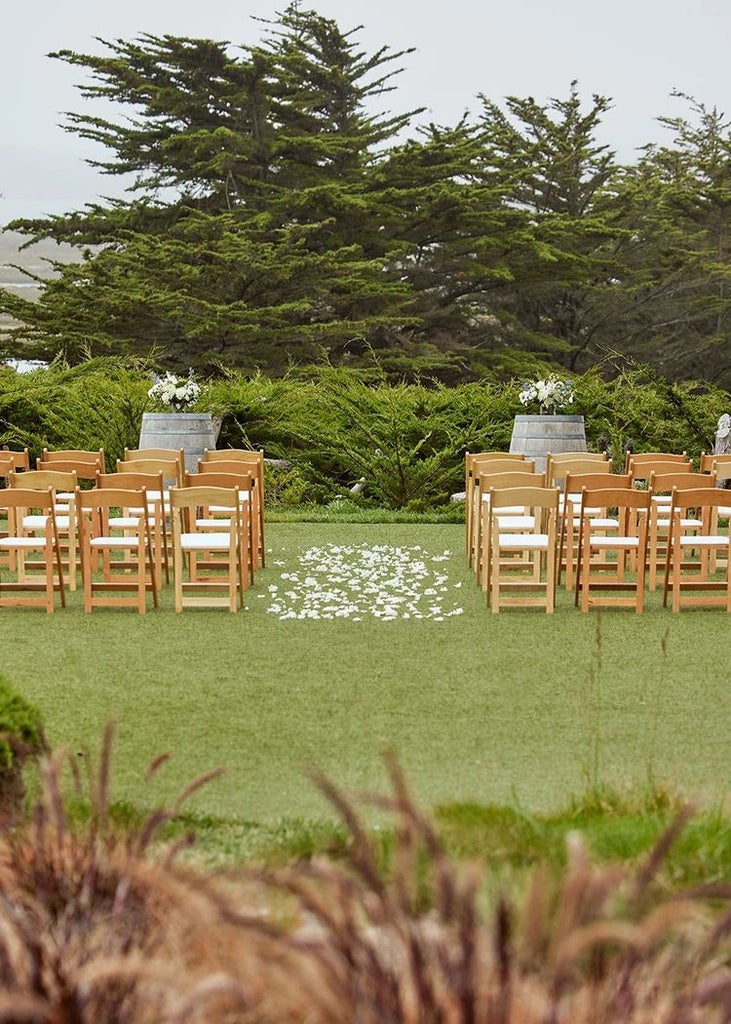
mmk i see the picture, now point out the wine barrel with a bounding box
[509,414,587,473]
[138,412,222,472]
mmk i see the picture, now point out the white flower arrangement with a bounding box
[518,375,574,414]
[147,370,202,412]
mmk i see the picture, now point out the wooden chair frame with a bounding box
[470,460,537,575]
[96,471,170,587]
[169,485,247,613]
[0,487,66,613]
[9,469,79,591]
[646,470,712,590]
[0,449,30,476]
[464,452,525,559]
[76,487,159,613]
[485,485,559,613]
[624,451,689,475]
[202,449,266,567]
[662,487,731,612]
[0,450,30,570]
[546,451,607,488]
[574,488,651,613]
[184,470,255,586]
[558,470,630,591]
[124,447,185,479]
[41,448,104,465]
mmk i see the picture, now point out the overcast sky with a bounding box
[2,0,731,223]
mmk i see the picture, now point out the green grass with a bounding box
[1,521,730,861]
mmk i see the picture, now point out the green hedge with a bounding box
[1,359,728,509]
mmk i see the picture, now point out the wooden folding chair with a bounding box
[546,451,607,488]
[0,488,66,613]
[96,471,170,588]
[202,449,266,567]
[196,460,261,567]
[0,450,30,570]
[40,448,104,471]
[558,470,631,590]
[646,470,712,590]
[184,470,255,586]
[0,449,30,476]
[76,487,158,614]
[624,451,689,475]
[662,487,731,612]
[471,460,537,575]
[169,485,247,613]
[485,485,559,613]
[8,469,79,591]
[476,467,544,585]
[124,447,185,480]
[464,452,525,560]
[574,487,651,613]
[699,454,731,571]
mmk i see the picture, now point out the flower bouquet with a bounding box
[518,375,574,415]
[147,370,202,413]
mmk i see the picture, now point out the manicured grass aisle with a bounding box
[1,522,729,824]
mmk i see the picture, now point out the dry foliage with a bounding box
[0,732,727,1022]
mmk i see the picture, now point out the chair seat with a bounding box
[89,535,144,549]
[0,537,50,550]
[677,534,728,547]
[495,515,535,529]
[481,496,525,514]
[23,514,71,529]
[570,516,618,529]
[180,533,236,551]
[497,533,551,549]
[656,517,702,528]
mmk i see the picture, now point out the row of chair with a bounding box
[466,449,731,613]
[0,447,267,613]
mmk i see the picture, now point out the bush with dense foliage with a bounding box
[0,673,45,818]
[0,357,728,509]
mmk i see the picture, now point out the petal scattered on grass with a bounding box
[266,543,464,621]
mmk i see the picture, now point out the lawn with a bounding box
[0,521,729,831]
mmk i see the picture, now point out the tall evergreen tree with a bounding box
[0,7,426,371]
[472,82,623,371]
[604,94,731,384]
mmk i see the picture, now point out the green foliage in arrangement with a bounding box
[0,357,728,505]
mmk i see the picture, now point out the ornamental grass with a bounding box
[0,730,727,1022]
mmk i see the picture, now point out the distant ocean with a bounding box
[0,230,82,328]
[1,197,86,223]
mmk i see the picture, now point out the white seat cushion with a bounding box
[180,533,236,551]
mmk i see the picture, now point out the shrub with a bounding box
[0,737,729,1022]
[1,357,728,507]
[0,673,45,820]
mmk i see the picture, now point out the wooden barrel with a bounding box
[138,412,222,472]
[509,414,587,473]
